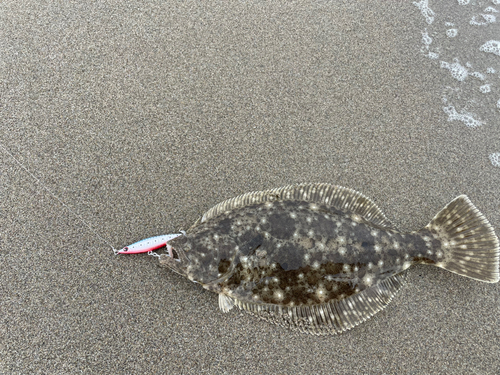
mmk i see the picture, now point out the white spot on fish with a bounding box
[316,286,327,300]
[363,274,373,286]
[274,290,284,301]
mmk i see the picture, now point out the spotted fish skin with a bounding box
[159,184,499,335]
[185,200,428,304]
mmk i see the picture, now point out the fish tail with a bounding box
[422,195,499,283]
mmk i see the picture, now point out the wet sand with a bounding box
[1,1,499,374]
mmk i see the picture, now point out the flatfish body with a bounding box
[160,183,499,335]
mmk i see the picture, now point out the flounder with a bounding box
[159,183,499,335]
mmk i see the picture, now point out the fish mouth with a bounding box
[167,243,181,262]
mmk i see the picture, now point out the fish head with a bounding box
[159,230,236,291]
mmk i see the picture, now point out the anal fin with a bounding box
[231,272,407,335]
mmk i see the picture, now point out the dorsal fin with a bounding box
[219,271,407,335]
[199,183,393,228]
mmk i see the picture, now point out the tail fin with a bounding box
[423,195,499,283]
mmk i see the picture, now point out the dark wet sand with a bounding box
[1,1,499,374]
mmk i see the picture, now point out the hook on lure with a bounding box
[115,233,184,256]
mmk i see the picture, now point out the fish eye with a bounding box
[123,247,129,252]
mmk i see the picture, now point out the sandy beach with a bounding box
[1,1,499,374]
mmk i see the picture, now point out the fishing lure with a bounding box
[116,233,183,255]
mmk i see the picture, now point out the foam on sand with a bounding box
[480,40,500,56]
[443,105,484,128]
[414,0,499,166]
[413,0,435,24]
[489,153,500,167]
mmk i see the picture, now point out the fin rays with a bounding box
[199,183,393,229]
[424,195,499,283]
[219,272,407,335]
